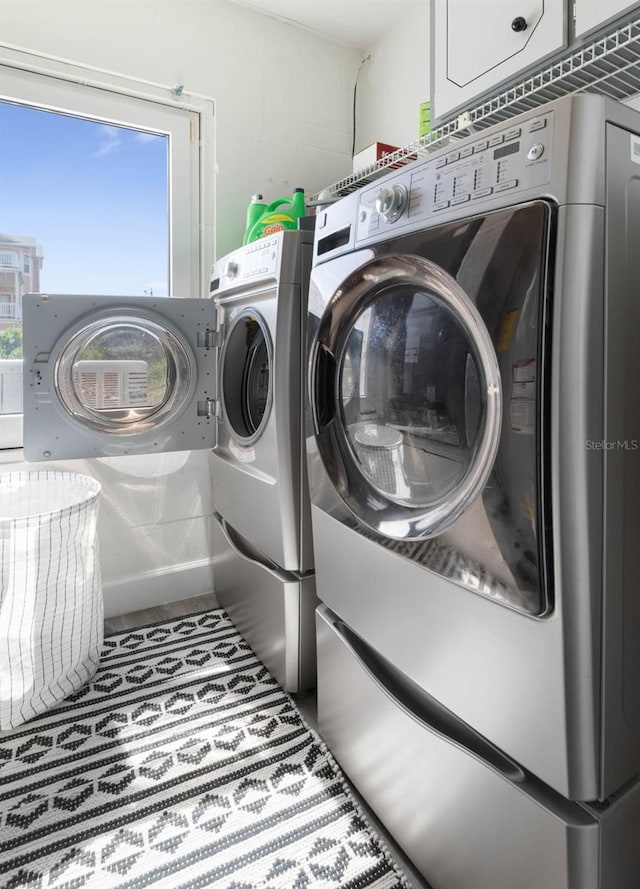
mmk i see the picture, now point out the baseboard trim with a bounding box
[102,558,216,618]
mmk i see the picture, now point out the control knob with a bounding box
[375,184,408,223]
[224,260,239,278]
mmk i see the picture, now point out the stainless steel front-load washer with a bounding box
[21,229,317,693]
[208,230,317,692]
[306,94,640,888]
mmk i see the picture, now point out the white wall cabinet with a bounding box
[574,0,639,39]
[431,0,567,122]
[432,0,640,124]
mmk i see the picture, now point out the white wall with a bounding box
[0,451,216,618]
[0,0,361,616]
[357,1,430,152]
[0,0,362,257]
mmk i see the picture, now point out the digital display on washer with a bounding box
[493,141,520,160]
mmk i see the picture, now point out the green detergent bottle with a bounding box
[243,188,306,245]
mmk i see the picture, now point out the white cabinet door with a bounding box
[574,0,639,39]
[432,0,567,122]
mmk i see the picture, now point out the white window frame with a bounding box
[0,46,215,451]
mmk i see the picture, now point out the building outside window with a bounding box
[0,236,42,331]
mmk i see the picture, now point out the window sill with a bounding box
[0,448,25,465]
[0,414,23,451]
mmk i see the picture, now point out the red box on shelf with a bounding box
[352,142,399,173]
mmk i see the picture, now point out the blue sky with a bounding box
[0,101,169,296]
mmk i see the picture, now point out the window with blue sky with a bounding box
[0,102,169,299]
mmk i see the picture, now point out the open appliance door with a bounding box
[22,293,219,461]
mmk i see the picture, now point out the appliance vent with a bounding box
[72,360,149,409]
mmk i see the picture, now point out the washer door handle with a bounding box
[311,341,337,434]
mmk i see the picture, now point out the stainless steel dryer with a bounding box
[306,94,640,889]
[209,230,317,692]
[21,229,317,693]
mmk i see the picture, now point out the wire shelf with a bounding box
[310,16,640,201]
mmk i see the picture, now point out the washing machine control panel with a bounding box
[356,109,555,242]
[211,237,281,293]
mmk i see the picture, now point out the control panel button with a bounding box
[436,157,447,169]
[504,127,521,141]
[529,118,547,132]
[474,140,489,153]
[433,200,450,212]
[495,179,519,192]
[451,194,471,205]
[472,187,493,199]
[447,150,461,163]
[459,146,473,158]
[489,134,504,147]
[527,143,545,161]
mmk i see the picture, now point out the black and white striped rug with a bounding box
[0,609,410,889]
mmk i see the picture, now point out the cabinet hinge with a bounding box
[197,397,219,419]
[197,327,223,348]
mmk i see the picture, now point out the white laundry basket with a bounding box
[0,471,103,730]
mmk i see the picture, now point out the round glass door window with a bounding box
[221,310,273,444]
[313,254,502,540]
[54,315,193,435]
